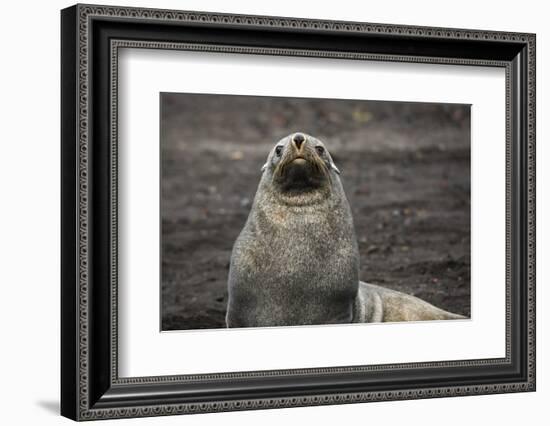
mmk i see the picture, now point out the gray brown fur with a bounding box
[226,133,465,328]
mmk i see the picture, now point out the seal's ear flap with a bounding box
[261,162,268,172]
[330,162,341,175]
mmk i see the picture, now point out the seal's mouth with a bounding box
[291,157,306,165]
[273,147,330,192]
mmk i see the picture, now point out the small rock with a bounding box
[352,108,373,123]
[230,151,244,160]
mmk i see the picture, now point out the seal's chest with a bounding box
[257,225,357,282]
[269,221,340,259]
[266,206,342,238]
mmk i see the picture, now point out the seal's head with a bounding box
[261,133,341,196]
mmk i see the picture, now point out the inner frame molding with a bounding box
[115,41,506,377]
[61,4,535,421]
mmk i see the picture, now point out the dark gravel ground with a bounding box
[161,93,471,331]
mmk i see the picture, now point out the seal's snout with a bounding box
[292,133,306,150]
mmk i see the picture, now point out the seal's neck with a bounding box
[258,173,341,208]
[272,187,332,207]
[252,184,350,235]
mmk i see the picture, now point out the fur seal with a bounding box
[226,133,464,328]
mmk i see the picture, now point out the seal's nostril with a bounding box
[293,133,305,149]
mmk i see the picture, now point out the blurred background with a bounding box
[161,93,471,330]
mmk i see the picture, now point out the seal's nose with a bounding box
[293,133,305,150]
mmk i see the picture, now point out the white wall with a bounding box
[0,0,546,424]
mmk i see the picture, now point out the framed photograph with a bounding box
[61,4,536,421]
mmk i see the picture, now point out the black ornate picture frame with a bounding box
[61,4,536,421]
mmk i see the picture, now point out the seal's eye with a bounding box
[275,145,283,157]
[315,146,325,155]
